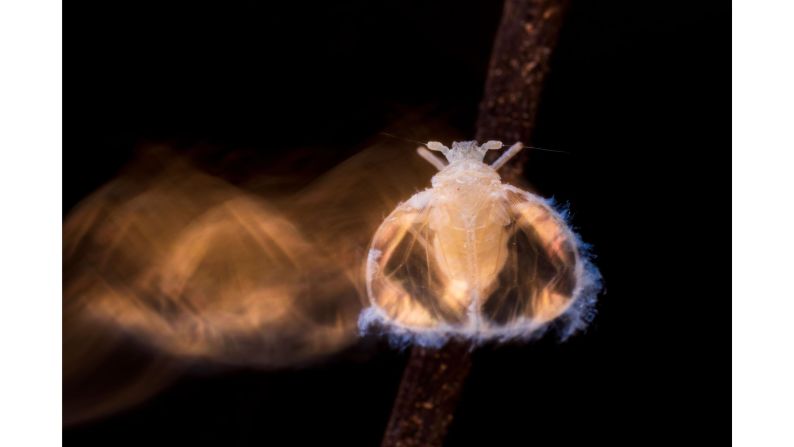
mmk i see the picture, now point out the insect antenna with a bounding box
[524,145,570,155]
[378,132,428,147]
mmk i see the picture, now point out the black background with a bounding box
[65,0,728,445]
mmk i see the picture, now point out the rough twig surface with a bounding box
[476,0,570,183]
[380,342,472,447]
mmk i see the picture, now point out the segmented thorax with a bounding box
[364,141,596,340]
[426,160,510,317]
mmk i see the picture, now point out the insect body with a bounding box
[361,140,600,343]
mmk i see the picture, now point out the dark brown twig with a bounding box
[380,1,570,445]
[380,342,472,447]
[477,0,570,183]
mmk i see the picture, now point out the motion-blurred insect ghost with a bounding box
[359,140,601,345]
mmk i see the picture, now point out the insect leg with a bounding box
[417,146,447,171]
[490,142,524,170]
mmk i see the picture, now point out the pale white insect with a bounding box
[359,140,601,345]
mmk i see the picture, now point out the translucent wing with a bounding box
[364,185,597,341]
[366,190,468,330]
[480,185,581,328]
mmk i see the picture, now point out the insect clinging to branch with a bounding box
[360,140,601,344]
